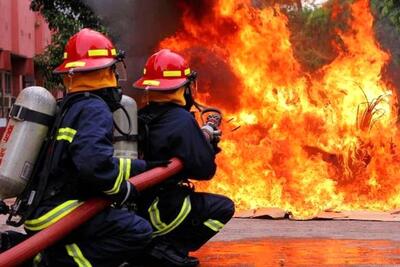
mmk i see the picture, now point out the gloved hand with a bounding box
[201,124,222,143]
[110,181,139,207]
[0,231,27,252]
[145,160,171,170]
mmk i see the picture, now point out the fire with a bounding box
[159,0,400,218]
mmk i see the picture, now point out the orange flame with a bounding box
[160,0,400,218]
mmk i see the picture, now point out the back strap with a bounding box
[113,134,138,142]
[10,104,54,127]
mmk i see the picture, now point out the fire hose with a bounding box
[0,158,183,267]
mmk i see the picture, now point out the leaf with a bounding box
[30,0,105,91]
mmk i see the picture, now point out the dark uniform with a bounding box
[26,96,152,267]
[137,103,235,255]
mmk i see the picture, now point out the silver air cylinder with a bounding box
[113,95,138,159]
[0,86,56,199]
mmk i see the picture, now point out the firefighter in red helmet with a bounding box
[0,29,170,266]
[133,49,235,267]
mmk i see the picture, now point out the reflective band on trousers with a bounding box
[104,158,131,195]
[25,200,83,231]
[56,127,77,143]
[66,243,92,267]
[149,196,191,237]
[33,253,42,267]
[203,219,225,232]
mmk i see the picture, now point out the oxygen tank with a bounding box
[0,86,56,200]
[113,95,138,159]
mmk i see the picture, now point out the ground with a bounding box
[193,218,400,266]
[1,217,399,266]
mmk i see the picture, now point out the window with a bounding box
[4,72,11,95]
[0,73,3,97]
[0,73,4,117]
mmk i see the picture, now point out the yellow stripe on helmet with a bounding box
[142,80,161,86]
[65,61,86,68]
[163,70,182,77]
[63,52,68,59]
[184,68,191,76]
[88,49,109,57]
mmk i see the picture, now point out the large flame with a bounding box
[159,0,400,218]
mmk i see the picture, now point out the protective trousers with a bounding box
[33,207,152,267]
[139,185,235,253]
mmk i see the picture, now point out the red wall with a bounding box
[0,0,51,71]
[0,0,12,52]
[0,0,51,121]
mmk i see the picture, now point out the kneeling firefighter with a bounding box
[1,29,168,266]
[133,49,235,267]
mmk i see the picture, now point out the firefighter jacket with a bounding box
[139,103,217,183]
[137,103,225,241]
[24,94,146,232]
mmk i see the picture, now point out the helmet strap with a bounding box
[66,73,74,93]
[183,84,195,111]
[144,88,150,106]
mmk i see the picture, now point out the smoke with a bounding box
[83,0,241,109]
[82,0,182,95]
[374,16,400,95]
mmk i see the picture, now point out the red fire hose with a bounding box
[0,158,183,267]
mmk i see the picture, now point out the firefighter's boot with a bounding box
[148,240,199,267]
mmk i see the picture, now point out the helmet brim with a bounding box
[53,58,118,74]
[132,77,188,91]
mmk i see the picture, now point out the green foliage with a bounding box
[31,0,106,91]
[372,0,400,31]
[287,0,354,72]
[288,7,332,71]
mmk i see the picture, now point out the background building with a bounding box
[0,0,51,120]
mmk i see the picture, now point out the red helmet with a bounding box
[133,49,192,91]
[54,28,118,74]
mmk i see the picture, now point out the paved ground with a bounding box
[192,219,400,266]
[211,219,400,241]
[1,217,399,266]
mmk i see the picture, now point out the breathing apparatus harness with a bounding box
[5,53,133,226]
[5,92,100,226]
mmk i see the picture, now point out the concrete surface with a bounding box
[212,218,400,241]
[192,219,400,266]
[1,217,399,266]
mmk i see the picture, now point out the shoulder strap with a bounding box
[9,105,54,127]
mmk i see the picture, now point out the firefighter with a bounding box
[132,49,235,267]
[20,28,163,267]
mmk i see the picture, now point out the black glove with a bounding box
[145,160,171,170]
[201,124,222,143]
[110,181,139,207]
[0,231,27,252]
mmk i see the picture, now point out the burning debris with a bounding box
[157,0,400,218]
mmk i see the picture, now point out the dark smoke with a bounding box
[83,0,241,111]
[178,47,242,112]
[374,17,400,96]
[83,0,182,95]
